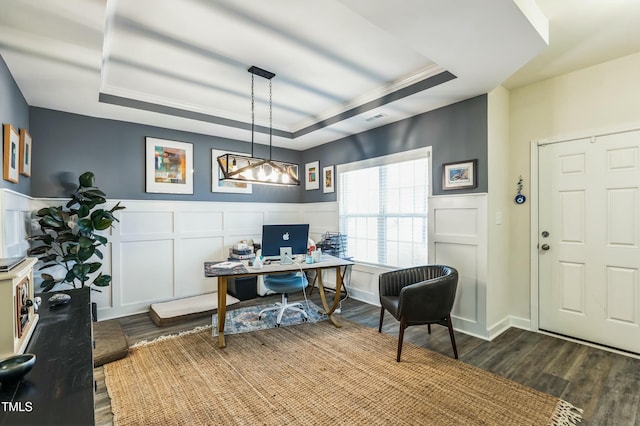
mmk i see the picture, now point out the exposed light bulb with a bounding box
[258,165,267,181]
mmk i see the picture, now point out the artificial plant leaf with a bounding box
[93,217,112,231]
[78,245,95,262]
[39,253,59,263]
[47,206,64,221]
[82,189,106,198]
[40,216,63,228]
[36,207,52,216]
[72,263,91,281]
[88,262,101,273]
[78,218,94,234]
[41,273,55,281]
[56,233,78,243]
[111,201,126,212]
[77,204,90,218]
[79,171,95,188]
[78,236,93,248]
[29,233,55,244]
[27,246,49,255]
[41,281,56,292]
[39,263,60,270]
[94,249,103,259]
[65,269,77,282]
[93,273,112,287]
[94,235,108,245]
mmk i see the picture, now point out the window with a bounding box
[337,148,431,268]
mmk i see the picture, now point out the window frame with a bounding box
[337,147,432,268]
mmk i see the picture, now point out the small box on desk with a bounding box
[227,276,258,301]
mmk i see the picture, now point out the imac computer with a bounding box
[261,224,309,263]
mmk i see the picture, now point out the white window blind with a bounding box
[337,148,431,268]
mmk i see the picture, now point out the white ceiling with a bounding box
[0,1,638,151]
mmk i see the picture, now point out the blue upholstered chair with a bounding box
[258,273,309,326]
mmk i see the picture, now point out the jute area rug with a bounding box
[104,320,582,426]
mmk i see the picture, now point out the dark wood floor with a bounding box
[95,292,640,425]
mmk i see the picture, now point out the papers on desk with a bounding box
[204,261,248,276]
[214,261,242,269]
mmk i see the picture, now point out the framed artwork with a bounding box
[442,159,477,190]
[323,165,335,193]
[19,128,32,177]
[211,149,252,194]
[3,124,19,183]
[305,161,319,190]
[145,137,193,194]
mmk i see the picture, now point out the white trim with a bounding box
[530,140,540,332]
[537,122,640,146]
[336,146,431,173]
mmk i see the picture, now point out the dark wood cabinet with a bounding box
[0,287,94,425]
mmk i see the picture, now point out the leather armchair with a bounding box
[378,265,458,361]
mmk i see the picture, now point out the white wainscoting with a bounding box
[429,193,489,339]
[1,193,489,332]
[103,200,310,319]
[0,189,32,258]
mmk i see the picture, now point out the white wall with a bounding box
[486,86,513,336]
[509,51,640,322]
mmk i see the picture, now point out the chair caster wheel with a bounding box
[258,315,262,320]
[276,324,281,328]
[303,317,309,322]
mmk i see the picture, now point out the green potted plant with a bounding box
[28,171,125,292]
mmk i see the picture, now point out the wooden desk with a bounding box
[205,254,354,348]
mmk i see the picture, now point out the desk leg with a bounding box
[217,276,227,348]
[316,268,342,328]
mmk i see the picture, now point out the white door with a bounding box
[539,130,640,354]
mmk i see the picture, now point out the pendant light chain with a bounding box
[251,73,255,157]
[269,79,273,160]
[217,65,300,186]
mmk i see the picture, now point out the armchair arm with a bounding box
[397,272,458,324]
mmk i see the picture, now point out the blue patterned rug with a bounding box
[212,300,327,336]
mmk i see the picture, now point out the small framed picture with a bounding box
[323,165,334,193]
[442,159,477,190]
[3,124,20,183]
[211,149,252,194]
[145,137,193,194]
[19,128,32,177]
[305,161,319,190]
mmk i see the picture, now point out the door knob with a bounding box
[541,244,550,251]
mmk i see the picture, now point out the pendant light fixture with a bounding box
[217,66,300,186]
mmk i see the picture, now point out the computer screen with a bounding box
[261,224,309,257]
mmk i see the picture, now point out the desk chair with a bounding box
[258,273,309,326]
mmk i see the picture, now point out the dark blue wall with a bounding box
[29,96,488,202]
[301,95,488,202]
[0,55,30,194]
[29,108,304,202]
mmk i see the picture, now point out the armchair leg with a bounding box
[397,318,406,362]
[446,314,458,359]
[378,307,385,333]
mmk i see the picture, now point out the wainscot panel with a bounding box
[1,189,32,258]
[430,194,488,339]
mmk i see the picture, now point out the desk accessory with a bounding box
[49,293,71,306]
[0,353,35,383]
